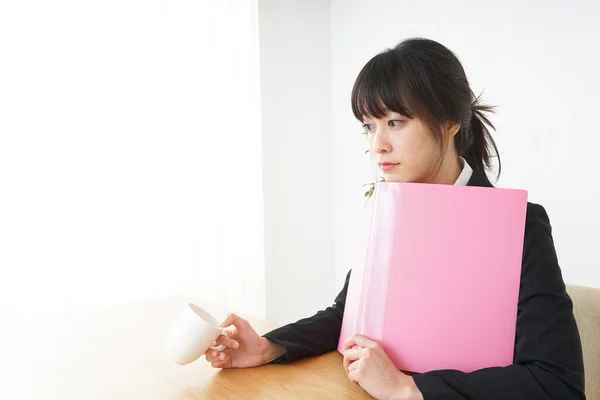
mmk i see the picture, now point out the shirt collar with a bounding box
[454,157,473,186]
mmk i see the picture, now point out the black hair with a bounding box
[351,37,500,179]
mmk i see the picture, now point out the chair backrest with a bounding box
[567,284,600,400]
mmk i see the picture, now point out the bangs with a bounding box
[351,51,418,122]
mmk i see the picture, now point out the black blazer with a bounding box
[263,169,585,399]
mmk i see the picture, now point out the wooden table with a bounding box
[0,296,373,399]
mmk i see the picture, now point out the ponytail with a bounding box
[461,94,501,179]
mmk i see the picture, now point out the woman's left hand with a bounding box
[343,334,423,400]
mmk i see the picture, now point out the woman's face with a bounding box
[364,111,445,183]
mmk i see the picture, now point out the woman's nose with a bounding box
[372,130,391,154]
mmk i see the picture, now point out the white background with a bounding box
[0,0,598,329]
[0,0,266,318]
[330,0,600,291]
[258,0,335,323]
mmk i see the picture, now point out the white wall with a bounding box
[330,0,600,288]
[0,0,266,318]
[258,0,335,323]
[4,0,594,327]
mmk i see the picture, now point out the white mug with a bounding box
[165,303,227,365]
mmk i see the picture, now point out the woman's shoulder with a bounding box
[521,202,561,274]
[523,201,554,243]
[524,202,551,227]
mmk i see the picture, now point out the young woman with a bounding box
[203,38,585,400]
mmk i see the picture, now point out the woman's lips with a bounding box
[379,162,399,172]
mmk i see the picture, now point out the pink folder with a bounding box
[337,182,528,373]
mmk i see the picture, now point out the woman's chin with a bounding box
[381,173,406,183]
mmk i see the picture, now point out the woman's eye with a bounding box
[362,123,375,134]
[388,120,404,127]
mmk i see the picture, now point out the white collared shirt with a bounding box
[454,157,473,186]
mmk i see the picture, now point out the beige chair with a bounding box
[567,284,600,400]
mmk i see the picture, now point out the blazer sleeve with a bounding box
[262,270,351,364]
[412,203,586,399]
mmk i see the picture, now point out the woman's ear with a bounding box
[445,122,461,137]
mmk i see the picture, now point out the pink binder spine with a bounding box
[338,189,375,354]
[354,184,399,343]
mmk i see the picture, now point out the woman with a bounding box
[203,38,586,400]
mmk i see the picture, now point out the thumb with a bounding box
[221,312,245,328]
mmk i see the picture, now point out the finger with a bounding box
[204,349,220,362]
[210,360,225,369]
[220,312,247,328]
[343,348,362,361]
[205,349,227,362]
[209,351,227,364]
[343,348,363,372]
[347,368,360,382]
[348,359,360,374]
[220,313,235,327]
[216,334,239,349]
[344,334,374,350]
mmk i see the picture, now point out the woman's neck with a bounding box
[431,154,462,185]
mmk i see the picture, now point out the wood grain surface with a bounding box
[0,296,373,399]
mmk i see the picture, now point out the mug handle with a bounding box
[209,332,227,352]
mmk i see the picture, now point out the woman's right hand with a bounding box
[204,313,286,369]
